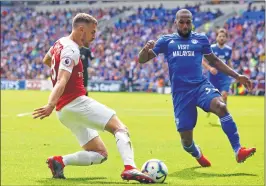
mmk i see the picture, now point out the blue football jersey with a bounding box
[208,43,232,82]
[152,31,212,92]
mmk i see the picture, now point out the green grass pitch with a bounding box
[1,91,264,185]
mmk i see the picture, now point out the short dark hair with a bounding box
[72,13,98,28]
[176,9,193,19]
[217,28,228,37]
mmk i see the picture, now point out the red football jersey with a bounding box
[48,37,86,111]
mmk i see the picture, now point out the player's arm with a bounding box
[202,59,217,75]
[204,53,236,78]
[139,36,167,64]
[204,53,252,91]
[33,61,74,120]
[138,40,157,63]
[43,53,52,67]
[33,45,79,120]
[43,47,53,67]
[47,67,73,108]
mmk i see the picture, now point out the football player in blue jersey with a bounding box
[203,28,233,124]
[203,28,233,104]
[138,9,256,167]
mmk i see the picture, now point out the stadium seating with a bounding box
[1,4,264,94]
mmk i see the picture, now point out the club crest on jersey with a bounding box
[225,52,229,56]
[191,39,198,44]
[63,58,71,66]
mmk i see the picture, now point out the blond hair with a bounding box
[72,13,98,28]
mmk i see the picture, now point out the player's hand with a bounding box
[144,40,155,51]
[209,67,218,75]
[236,75,252,92]
[32,104,55,120]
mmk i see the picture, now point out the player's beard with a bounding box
[178,29,191,38]
[218,41,226,46]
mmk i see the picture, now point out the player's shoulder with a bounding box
[59,37,80,64]
[224,44,232,51]
[158,33,178,42]
[190,32,210,44]
[211,43,217,48]
[59,37,80,53]
[191,31,208,39]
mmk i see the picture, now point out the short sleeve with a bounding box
[58,45,80,73]
[60,45,80,66]
[59,58,74,73]
[201,35,212,55]
[152,36,167,56]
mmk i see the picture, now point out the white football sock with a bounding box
[115,131,136,168]
[62,151,106,166]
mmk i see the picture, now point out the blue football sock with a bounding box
[220,113,241,154]
[182,141,201,159]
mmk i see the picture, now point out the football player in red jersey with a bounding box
[32,13,154,183]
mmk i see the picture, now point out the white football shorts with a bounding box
[56,95,116,146]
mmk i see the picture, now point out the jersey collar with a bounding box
[217,43,225,49]
[174,32,192,39]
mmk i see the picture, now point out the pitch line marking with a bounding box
[17,112,33,117]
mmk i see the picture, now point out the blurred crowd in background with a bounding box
[1,2,265,94]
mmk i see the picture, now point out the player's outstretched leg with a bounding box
[180,131,211,167]
[105,115,154,183]
[210,97,256,163]
[208,90,229,126]
[46,136,108,179]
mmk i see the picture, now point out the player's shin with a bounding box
[114,129,136,169]
[62,151,107,166]
[219,113,241,154]
[181,140,201,159]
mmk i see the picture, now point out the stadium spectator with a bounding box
[1,4,264,94]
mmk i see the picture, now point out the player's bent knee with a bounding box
[105,115,127,135]
[216,102,227,116]
[105,115,126,134]
[179,130,193,147]
[181,138,193,147]
[221,92,228,98]
[222,95,228,102]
